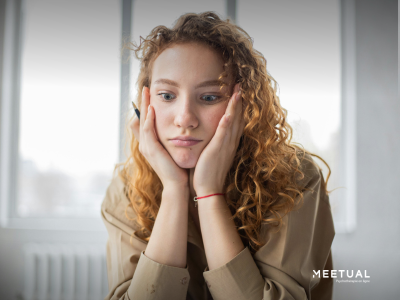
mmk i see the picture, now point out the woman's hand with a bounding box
[130,87,189,189]
[192,83,245,196]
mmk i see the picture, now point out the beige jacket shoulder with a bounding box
[101,156,335,300]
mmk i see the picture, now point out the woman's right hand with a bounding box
[130,86,189,189]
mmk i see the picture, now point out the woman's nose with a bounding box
[173,101,199,129]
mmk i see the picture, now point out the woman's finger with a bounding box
[228,84,240,118]
[140,87,149,130]
[139,86,150,147]
[143,106,157,140]
[210,85,239,148]
[231,87,243,140]
[223,83,240,141]
[233,90,245,148]
[236,114,246,148]
[143,104,166,155]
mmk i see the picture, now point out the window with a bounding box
[237,0,350,232]
[16,0,121,218]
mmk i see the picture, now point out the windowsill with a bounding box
[0,217,352,233]
[0,217,106,231]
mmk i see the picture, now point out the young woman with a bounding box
[101,12,335,300]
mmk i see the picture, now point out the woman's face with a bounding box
[149,42,232,169]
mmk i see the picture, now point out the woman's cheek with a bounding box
[206,110,225,133]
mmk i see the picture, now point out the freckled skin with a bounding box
[149,43,232,170]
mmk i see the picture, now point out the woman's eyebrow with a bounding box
[153,78,225,89]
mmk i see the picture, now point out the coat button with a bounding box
[181,277,188,285]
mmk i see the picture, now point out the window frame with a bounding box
[337,0,357,233]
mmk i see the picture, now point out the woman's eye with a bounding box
[158,93,175,101]
[157,93,221,103]
[201,95,220,102]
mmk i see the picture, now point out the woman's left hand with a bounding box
[193,83,245,196]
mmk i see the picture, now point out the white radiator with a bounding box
[23,243,108,300]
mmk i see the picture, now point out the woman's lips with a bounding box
[170,139,201,146]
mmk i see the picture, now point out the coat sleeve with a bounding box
[101,175,191,300]
[202,157,336,300]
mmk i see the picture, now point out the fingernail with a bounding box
[236,90,242,101]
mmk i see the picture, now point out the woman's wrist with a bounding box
[162,183,190,201]
[195,188,224,198]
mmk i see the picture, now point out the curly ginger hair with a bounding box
[114,11,331,255]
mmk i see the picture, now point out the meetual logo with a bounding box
[313,270,371,283]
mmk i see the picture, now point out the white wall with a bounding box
[331,0,399,299]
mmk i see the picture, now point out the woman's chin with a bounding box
[170,150,199,169]
[174,157,198,169]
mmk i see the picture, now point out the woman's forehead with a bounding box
[151,43,232,86]
[153,43,223,68]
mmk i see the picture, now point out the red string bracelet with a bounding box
[193,193,225,208]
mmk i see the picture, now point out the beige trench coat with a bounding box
[101,157,335,300]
